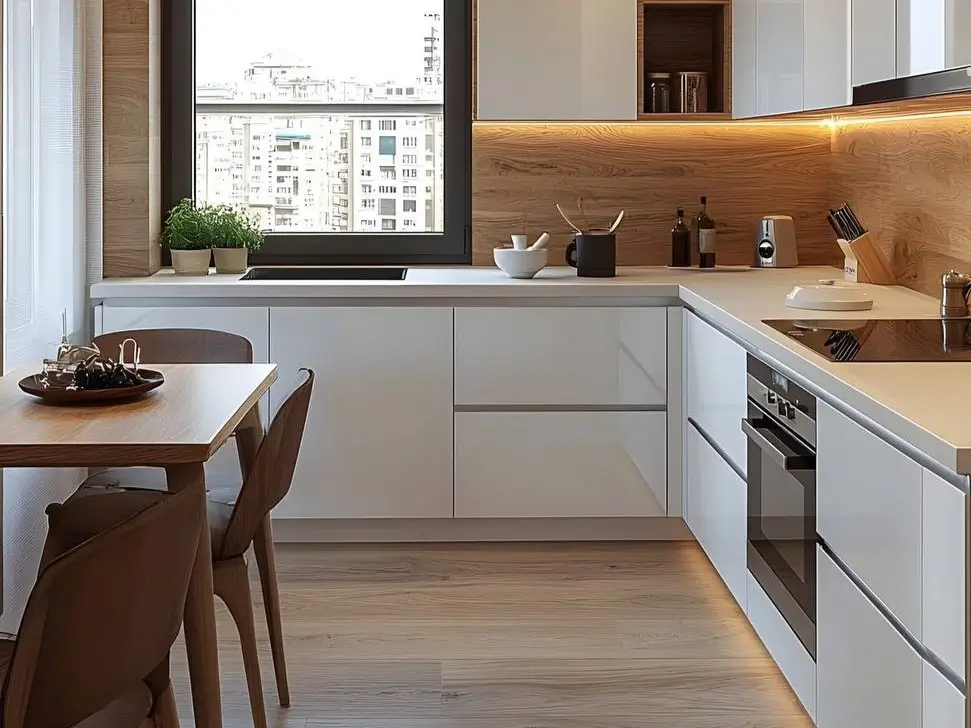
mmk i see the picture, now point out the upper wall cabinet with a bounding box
[733,0,850,117]
[852,0,896,86]
[476,0,638,120]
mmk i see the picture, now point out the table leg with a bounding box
[234,405,265,481]
[165,462,222,728]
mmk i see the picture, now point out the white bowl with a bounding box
[494,247,548,279]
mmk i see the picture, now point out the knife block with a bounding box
[837,232,896,285]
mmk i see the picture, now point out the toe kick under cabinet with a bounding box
[453,307,670,518]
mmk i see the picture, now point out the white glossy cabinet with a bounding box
[454,411,666,518]
[99,305,270,484]
[454,308,667,406]
[683,311,747,474]
[923,662,965,728]
[817,546,922,728]
[804,0,851,109]
[950,0,971,67]
[817,401,923,636]
[100,306,270,362]
[684,423,747,605]
[921,468,966,680]
[269,307,453,520]
[851,0,897,86]
[476,0,637,120]
[732,0,759,118]
[756,0,804,115]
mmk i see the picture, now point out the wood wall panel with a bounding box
[832,112,971,297]
[103,0,161,278]
[472,123,837,267]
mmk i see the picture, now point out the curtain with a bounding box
[1,0,92,632]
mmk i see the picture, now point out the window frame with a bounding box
[162,0,472,266]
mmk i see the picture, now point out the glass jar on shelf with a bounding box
[646,72,671,114]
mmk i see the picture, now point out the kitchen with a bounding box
[8,0,971,726]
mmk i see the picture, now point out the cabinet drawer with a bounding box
[454,308,667,406]
[817,546,922,728]
[922,468,966,680]
[817,402,922,636]
[923,660,965,728]
[454,411,666,518]
[683,311,747,473]
[685,423,747,606]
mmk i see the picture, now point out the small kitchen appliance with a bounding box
[763,318,971,362]
[756,216,799,268]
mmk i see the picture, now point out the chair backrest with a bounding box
[2,487,204,728]
[220,369,314,558]
[92,328,253,364]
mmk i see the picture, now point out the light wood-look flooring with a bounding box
[170,542,813,727]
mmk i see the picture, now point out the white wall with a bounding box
[1,0,94,633]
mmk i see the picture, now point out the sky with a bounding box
[197,0,442,86]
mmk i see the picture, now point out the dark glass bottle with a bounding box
[697,195,717,269]
[671,207,691,267]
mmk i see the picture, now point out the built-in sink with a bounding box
[240,267,407,281]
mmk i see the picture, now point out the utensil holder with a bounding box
[836,232,896,285]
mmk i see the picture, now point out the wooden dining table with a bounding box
[0,362,278,728]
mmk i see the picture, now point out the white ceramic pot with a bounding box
[213,247,249,274]
[494,247,548,279]
[170,248,212,276]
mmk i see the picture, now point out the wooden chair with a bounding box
[0,486,204,728]
[92,328,253,365]
[67,364,315,728]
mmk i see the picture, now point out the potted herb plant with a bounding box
[209,204,264,274]
[159,198,214,275]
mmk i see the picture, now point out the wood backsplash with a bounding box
[832,112,971,298]
[472,123,838,267]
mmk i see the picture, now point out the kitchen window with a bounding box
[164,0,472,265]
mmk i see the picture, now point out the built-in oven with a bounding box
[743,355,817,658]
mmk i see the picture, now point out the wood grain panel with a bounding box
[831,111,971,297]
[103,0,161,278]
[168,542,813,728]
[472,122,836,267]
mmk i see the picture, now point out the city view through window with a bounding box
[196,0,445,234]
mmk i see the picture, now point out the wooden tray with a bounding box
[19,369,164,405]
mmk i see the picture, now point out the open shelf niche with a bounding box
[637,0,732,120]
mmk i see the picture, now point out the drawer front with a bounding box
[685,423,747,606]
[817,401,923,636]
[454,308,667,406]
[817,546,922,728]
[923,660,965,728]
[922,468,966,680]
[684,311,747,474]
[454,411,666,518]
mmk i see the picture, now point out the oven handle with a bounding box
[741,418,816,471]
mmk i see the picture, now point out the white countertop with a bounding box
[91,265,971,477]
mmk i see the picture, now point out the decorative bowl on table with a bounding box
[494,247,548,279]
[19,336,165,404]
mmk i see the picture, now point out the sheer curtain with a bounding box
[1,0,93,632]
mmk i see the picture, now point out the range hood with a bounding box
[853,65,971,106]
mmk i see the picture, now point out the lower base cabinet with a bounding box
[684,423,747,606]
[269,307,454,519]
[817,546,922,728]
[454,411,666,518]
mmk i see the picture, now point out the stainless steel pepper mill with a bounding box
[941,269,971,318]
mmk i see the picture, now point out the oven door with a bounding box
[743,402,817,658]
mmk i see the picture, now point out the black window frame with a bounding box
[162,0,472,266]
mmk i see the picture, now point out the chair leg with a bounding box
[153,682,180,728]
[253,516,290,707]
[214,557,268,728]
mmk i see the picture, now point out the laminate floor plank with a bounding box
[168,542,813,728]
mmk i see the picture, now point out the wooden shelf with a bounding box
[636,112,733,122]
[637,0,732,116]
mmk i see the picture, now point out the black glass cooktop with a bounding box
[762,319,971,362]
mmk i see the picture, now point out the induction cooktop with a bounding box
[762,318,971,362]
